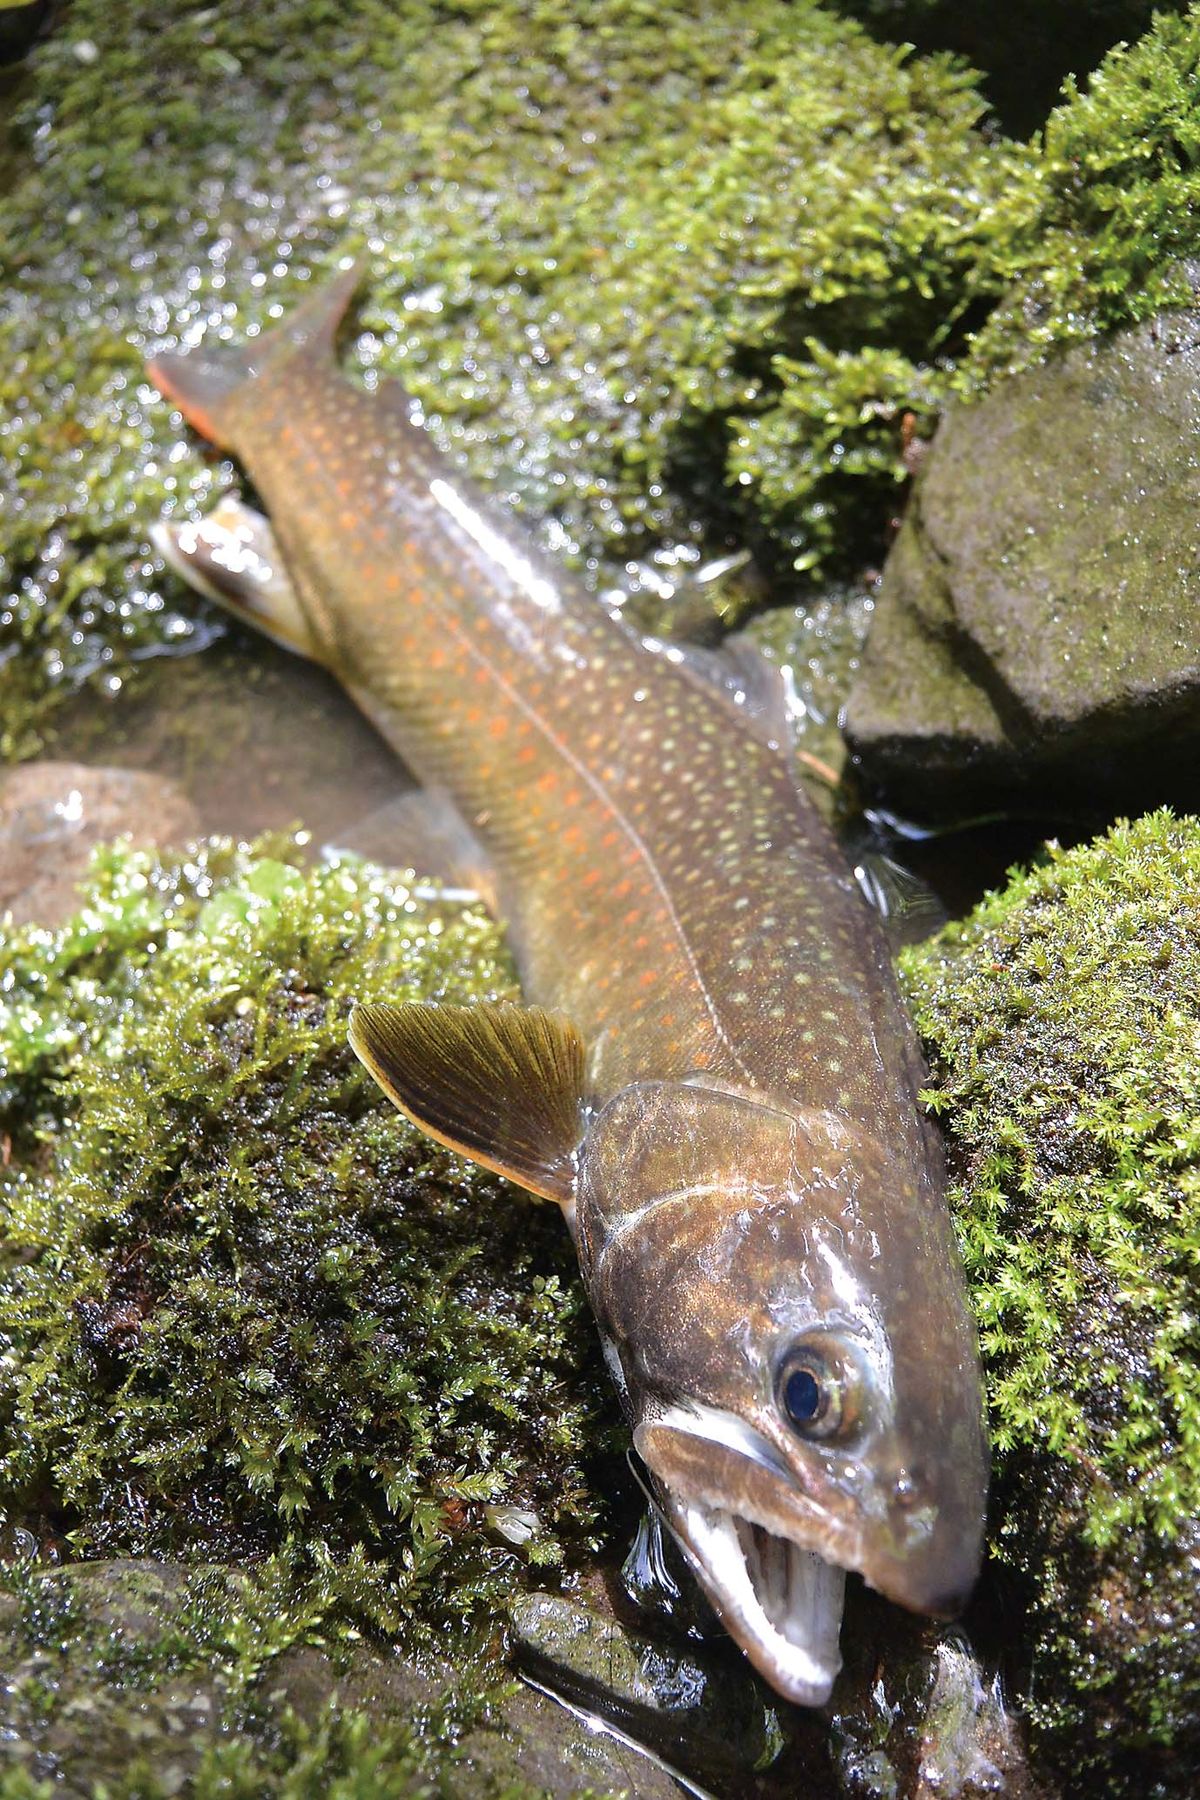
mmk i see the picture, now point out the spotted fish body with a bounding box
[149,268,987,1706]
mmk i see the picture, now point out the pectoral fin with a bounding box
[349,1001,586,1206]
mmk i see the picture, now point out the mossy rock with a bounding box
[900,810,1200,1793]
[842,309,1200,820]
[0,1557,677,1798]
[0,835,618,1629]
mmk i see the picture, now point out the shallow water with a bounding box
[50,623,410,847]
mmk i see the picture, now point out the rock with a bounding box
[898,812,1200,1792]
[0,761,199,925]
[0,1559,687,1798]
[509,1590,788,1783]
[829,1596,1048,1800]
[843,311,1200,821]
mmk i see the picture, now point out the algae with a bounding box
[899,811,1200,1787]
[0,836,619,1658]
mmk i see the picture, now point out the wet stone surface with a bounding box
[509,1589,786,1782]
[0,760,199,924]
[844,309,1200,822]
[0,1560,688,1799]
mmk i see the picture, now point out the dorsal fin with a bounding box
[348,1001,586,1205]
[146,261,364,446]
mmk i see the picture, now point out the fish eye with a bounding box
[776,1339,858,1441]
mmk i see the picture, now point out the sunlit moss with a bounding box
[900,810,1200,1780]
[0,0,1019,752]
[964,6,1200,383]
[0,837,618,1647]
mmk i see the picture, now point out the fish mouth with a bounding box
[669,1495,846,1706]
[635,1404,849,1706]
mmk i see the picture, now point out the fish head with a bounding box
[575,1077,988,1706]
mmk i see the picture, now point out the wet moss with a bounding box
[0,837,618,1648]
[964,6,1200,384]
[899,811,1200,1786]
[0,0,1021,752]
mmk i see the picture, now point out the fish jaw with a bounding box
[634,1405,851,1705]
[668,1497,846,1706]
[632,1394,981,1706]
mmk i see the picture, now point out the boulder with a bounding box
[843,311,1200,821]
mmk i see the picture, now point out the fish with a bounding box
[146,265,988,1707]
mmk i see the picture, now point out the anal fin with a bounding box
[349,1001,586,1207]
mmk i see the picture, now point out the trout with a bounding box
[147,266,987,1706]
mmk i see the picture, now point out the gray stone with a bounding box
[0,761,200,925]
[843,311,1200,820]
[0,1559,689,1798]
[828,1598,1052,1800]
[509,1589,786,1781]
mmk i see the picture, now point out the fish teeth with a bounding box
[676,1499,845,1705]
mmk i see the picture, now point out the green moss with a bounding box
[965,7,1200,383]
[0,1692,552,1800]
[0,836,617,1646]
[899,811,1200,1779]
[0,0,1023,753]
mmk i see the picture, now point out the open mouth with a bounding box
[633,1402,849,1705]
[670,1496,846,1706]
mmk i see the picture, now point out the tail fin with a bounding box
[146,260,364,447]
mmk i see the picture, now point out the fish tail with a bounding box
[146,259,364,447]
